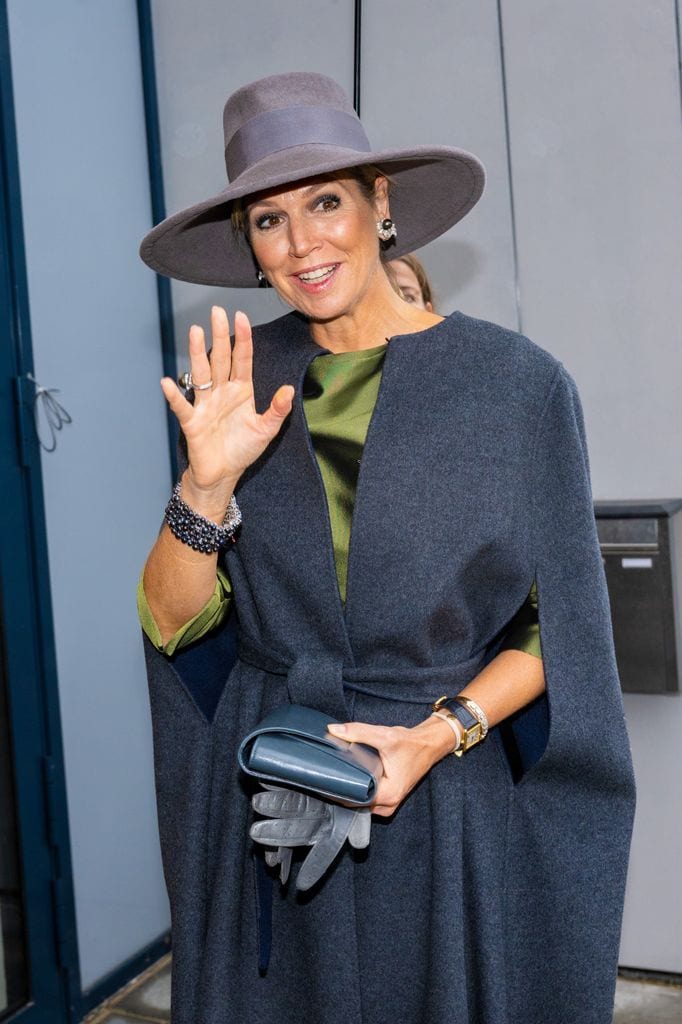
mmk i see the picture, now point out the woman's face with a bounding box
[389,259,432,311]
[246,174,389,321]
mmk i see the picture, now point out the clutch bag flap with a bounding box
[238,703,381,806]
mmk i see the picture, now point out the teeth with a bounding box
[298,266,336,282]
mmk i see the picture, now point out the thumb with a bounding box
[271,383,295,415]
[260,384,294,437]
[327,722,383,749]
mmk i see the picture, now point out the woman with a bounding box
[388,252,434,310]
[139,72,635,1024]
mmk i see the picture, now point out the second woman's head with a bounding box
[388,254,434,312]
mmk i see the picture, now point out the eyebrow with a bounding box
[249,182,331,210]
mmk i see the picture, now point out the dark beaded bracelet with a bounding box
[164,482,242,553]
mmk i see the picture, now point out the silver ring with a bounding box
[178,371,213,391]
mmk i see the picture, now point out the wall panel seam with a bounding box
[496,0,522,334]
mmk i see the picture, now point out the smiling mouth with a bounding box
[293,263,339,289]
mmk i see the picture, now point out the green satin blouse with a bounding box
[138,342,541,659]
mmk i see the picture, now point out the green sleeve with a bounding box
[137,567,232,656]
[500,580,542,659]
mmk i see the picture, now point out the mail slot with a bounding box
[594,500,682,694]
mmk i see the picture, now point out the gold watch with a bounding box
[432,695,485,757]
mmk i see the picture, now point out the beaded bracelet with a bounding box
[164,482,242,553]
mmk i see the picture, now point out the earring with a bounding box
[377,218,397,242]
[256,269,266,283]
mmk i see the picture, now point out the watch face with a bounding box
[463,724,482,749]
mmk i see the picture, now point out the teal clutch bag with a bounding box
[238,703,381,807]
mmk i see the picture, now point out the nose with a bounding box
[287,215,320,259]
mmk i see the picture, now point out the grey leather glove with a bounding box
[250,785,371,892]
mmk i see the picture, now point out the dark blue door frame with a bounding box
[0,3,78,1021]
[1,4,173,1021]
[137,0,179,479]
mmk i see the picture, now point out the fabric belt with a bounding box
[237,636,486,713]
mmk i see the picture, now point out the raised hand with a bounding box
[161,306,294,512]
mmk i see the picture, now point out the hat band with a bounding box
[225,105,372,181]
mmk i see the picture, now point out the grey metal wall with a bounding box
[7,0,171,989]
[501,0,682,500]
[497,0,682,972]
[361,0,518,328]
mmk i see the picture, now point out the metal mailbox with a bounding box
[594,500,682,694]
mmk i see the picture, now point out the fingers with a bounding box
[230,310,253,383]
[371,776,408,818]
[327,723,410,817]
[188,324,212,393]
[209,306,231,384]
[370,803,398,818]
[326,722,387,751]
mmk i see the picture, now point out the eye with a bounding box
[314,192,341,213]
[253,211,282,231]
[402,292,416,303]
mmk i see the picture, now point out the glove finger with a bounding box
[252,789,329,818]
[252,790,312,816]
[347,809,372,850]
[295,805,357,892]
[261,784,329,814]
[279,846,292,884]
[264,845,293,882]
[253,799,321,820]
[250,817,330,846]
[295,833,346,892]
[260,782,327,806]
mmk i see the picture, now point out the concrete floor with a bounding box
[614,976,682,1023]
[83,957,682,1023]
[84,955,171,1024]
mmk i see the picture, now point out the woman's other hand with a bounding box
[161,306,294,514]
[327,717,457,817]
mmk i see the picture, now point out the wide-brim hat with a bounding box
[140,72,485,288]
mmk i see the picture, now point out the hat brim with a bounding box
[139,144,485,288]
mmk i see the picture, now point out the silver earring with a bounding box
[256,269,266,283]
[377,218,397,242]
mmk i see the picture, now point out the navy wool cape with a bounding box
[144,310,636,1024]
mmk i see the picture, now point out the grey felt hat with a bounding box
[139,71,486,288]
